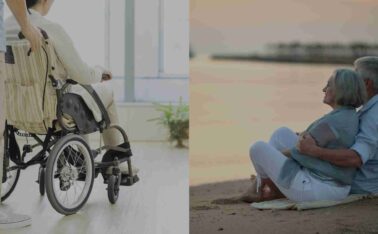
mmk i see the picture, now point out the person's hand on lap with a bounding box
[102,70,112,82]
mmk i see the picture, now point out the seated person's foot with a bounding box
[103,162,140,186]
[238,175,263,203]
[260,185,285,201]
[101,142,138,176]
[102,142,133,162]
[105,162,139,175]
[0,210,31,229]
[213,176,263,205]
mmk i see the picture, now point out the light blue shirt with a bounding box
[0,0,5,52]
[278,107,359,188]
[350,95,378,194]
[292,107,358,185]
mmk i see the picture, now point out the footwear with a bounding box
[0,210,31,229]
[102,142,138,176]
[105,162,139,175]
[120,174,139,186]
[102,142,133,163]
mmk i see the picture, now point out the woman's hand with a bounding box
[281,149,291,158]
[21,23,43,52]
[296,133,318,156]
[101,70,112,82]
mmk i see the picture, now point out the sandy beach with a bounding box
[190,179,378,234]
[189,57,378,233]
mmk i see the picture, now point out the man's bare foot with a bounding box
[212,175,263,205]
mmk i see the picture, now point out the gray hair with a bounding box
[332,68,367,108]
[354,56,378,93]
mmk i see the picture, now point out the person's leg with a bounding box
[249,141,288,181]
[91,82,123,146]
[250,141,350,202]
[91,83,138,175]
[233,128,298,203]
[250,141,313,201]
[213,140,290,204]
[268,127,298,151]
[0,52,31,229]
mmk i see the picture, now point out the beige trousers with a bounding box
[85,82,123,146]
[0,52,5,201]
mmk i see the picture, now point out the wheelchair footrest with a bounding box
[120,174,139,186]
[103,174,139,186]
[102,142,133,163]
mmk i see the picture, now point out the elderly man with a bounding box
[298,56,378,195]
[0,0,42,229]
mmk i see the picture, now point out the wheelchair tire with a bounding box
[38,166,45,196]
[45,134,94,215]
[1,129,21,202]
[1,160,20,202]
[107,175,120,204]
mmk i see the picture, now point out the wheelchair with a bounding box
[2,30,139,215]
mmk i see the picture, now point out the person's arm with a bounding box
[297,134,362,168]
[46,23,106,84]
[5,0,42,51]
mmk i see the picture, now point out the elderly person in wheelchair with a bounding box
[2,0,139,215]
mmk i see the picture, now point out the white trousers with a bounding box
[249,127,350,202]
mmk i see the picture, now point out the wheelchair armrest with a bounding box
[78,84,111,128]
[66,79,78,85]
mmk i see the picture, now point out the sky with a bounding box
[190,0,378,54]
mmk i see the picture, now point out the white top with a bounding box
[5,9,105,121]
[5,9,104,85]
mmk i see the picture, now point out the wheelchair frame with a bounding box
[2,31,138,215]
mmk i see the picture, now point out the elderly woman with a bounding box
[248,68,367,202]
[216,68,367,204]
[5,0,138,176]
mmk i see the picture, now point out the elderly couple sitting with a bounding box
[5,0,138,175]
[217,56,378,204]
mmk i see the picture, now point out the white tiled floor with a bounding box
[0,142,188,234]
[111,77,189,103]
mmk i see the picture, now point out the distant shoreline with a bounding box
[211,54,359,65]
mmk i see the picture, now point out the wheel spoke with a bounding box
[46,137,93,213]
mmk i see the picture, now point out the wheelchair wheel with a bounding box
[1,158,20,202]
[38,166,45,196]
[107,175,120,204]
[45,134,94,215]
